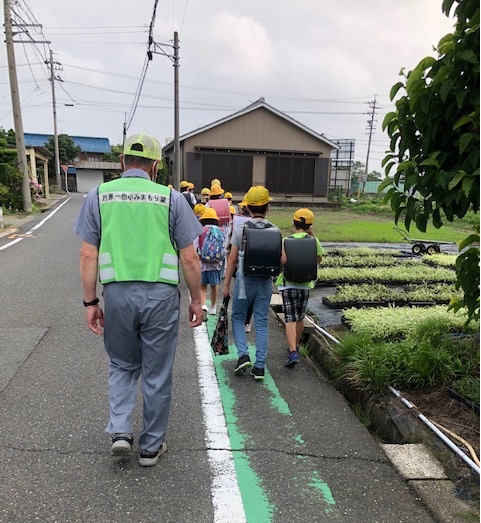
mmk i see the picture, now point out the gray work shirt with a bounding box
[73,169,203,250]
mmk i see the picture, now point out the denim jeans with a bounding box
[232,275,273,369]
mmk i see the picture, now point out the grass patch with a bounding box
[351,403,372,429]
[268,208,474,244]
[298,342,310,358]
[451,376,480,405]
[330,313,480,394]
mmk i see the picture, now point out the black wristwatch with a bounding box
[83,297,100,307]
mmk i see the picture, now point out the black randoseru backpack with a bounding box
[283,235,318,282]
[242,221,282,276]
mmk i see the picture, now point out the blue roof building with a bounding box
[24,133,111,154]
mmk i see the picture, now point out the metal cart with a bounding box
[393,226,455,255]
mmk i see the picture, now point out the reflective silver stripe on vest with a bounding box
[98,252,112,265]
[159,267,179,282]
[99,191,170,205]
[162,253,179,267]
[99,267,116,281]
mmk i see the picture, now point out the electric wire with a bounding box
[179,0,190,36]
[124,0,160,132]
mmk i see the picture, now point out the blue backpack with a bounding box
[199,225,225,262]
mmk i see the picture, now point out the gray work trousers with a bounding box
[102,281,180,453]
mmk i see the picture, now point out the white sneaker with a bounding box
[111,433,133,456]
[245,324,251,333]
[208,306,217,315]
[139,442,167,467]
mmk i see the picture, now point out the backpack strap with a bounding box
[198,225,209,250]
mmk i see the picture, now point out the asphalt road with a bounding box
[0,194,437,523]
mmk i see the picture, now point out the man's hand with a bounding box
[189,302,204,328]
[86,305,104,335]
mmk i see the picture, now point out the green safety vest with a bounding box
[97,177,179,285]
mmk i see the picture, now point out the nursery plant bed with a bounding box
[407,301,437,307]
[321,297,353,309]
[324,298,450,310]
[356,301,386,308]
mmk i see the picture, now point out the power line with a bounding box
[179,0,190,36]
[124,0,160,134]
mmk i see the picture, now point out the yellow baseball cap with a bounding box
[229,205,236,215]
[224,192,233,199]
[210,184,224,196]
[193,203,205,216]
[180,180,189,189]
[123,133,162,161]
[200,207,219,222]
[293,208,314,225]
[201,187,210,196]
[188,182,195,189]
[243,186,272,206]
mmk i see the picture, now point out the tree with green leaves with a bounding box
[0,127,16,148]
[45,134,81,164]
[381,0,479,323]
[350,161,365,182]
[367,170,382,182]
[102,145,122,163]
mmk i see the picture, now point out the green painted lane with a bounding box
[205,318,336,521]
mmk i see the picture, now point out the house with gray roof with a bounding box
[163,98,340,202]
[24,133,121,192]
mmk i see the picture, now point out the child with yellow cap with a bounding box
[200,187,210,205]
[198,207,226,317]
[223,186,280,381]
[277,208,323,367]
[194,203,206,218]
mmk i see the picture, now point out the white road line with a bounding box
[0,237,23,251]
[0,197,72,252]
[193,323,247,523]
[27,197,71,233]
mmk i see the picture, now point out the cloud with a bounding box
[195,12,275,80]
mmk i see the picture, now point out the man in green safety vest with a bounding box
[74,133,203,467]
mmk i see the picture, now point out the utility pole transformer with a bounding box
[4,0,31,212]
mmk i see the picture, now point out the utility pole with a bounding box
[362,96,380,194]
[173,31,180,190]
[46,50,62,189]
[4,0,31,211]
[149,31,180,189]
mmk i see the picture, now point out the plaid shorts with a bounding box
[281,288,310,323]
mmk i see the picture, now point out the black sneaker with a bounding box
[139,442,167,467]
[234,354,252,373]
[111,433,133,456]
[250,367,265,381]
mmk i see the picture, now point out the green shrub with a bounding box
[332,313,479,393]
[451,376,480,405]
[0,163,23,210]
[0,149,18,166]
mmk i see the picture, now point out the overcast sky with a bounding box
[1,0,455,176]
